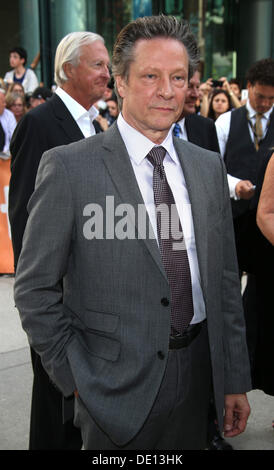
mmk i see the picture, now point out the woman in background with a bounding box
[6,92,26,123]
[207,88,233,121]
[7,82,25,97]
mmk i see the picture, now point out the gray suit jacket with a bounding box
[14,122,251,446]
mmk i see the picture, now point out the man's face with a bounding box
[65,41,110,109]
[116,37,189,143]
[0,93,6,115]
[230,83,240,98]
[9,52,25,69]
[248,82,274,114]
[183,70,200,115]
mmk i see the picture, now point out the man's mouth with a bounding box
[153,106,175,112]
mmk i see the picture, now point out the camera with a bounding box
[211,79,223,88]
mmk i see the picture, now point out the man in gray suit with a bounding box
[14,15,251,450]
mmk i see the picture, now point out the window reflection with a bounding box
[38,0,238,86]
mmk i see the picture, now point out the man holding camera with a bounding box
[199,76,241,117]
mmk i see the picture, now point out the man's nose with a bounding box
[193,87,200,99]
[158,77,174,99]
[102,64,110,79]
[189,87,199,99]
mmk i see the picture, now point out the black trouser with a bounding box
[29,347,82,450]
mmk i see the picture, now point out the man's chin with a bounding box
[183,104,196,115]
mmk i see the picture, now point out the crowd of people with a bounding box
[0,47,53,156]
[0,15,273,452]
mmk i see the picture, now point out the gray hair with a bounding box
[112,15,199,104]
[54,31,105,87]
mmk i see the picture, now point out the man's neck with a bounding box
[14,65,26,77]
[61,83,94,111]
[121,112,170,145]
[143,130,169,145]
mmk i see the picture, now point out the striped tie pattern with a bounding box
[254,113,263,151]
[147,146,194,335]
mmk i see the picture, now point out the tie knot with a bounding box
[147,146,166,168]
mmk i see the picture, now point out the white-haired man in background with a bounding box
[9,31,110,450]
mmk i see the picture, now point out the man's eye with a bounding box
[174,76,186,86]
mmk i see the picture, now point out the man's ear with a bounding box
[63,62,75,80]
[115,75,127,99]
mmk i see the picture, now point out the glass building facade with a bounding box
[1,0,273,88]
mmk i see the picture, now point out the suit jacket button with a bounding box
[157,351,165,360]
[161,297,169,306]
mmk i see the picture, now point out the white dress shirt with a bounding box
[117,113,206,324]
[54,87,99,137]
[0,107,17,155]
[215,100,274,198]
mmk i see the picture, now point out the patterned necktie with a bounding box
[173,123,181,138]
[0,121,5,152]
[254,113,263,151]
[147,146,194,335]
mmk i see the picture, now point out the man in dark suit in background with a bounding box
[173,70,235,450]
[8,31,110,450]
[215,58,274,271]
[173,69,220,152]
[215,58,274,392]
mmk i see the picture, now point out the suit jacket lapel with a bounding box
[173,138,208,297]
[50,94,84,142]
[100,123,167,281]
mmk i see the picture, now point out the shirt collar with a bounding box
[117,113,179,165]
[55,87,98,122]
[174,117,185,130]
[246,99,273,120]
